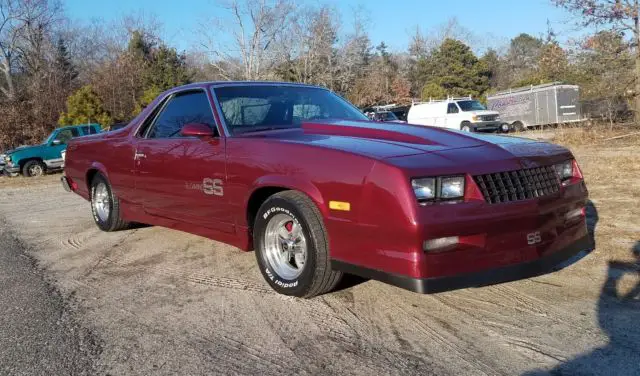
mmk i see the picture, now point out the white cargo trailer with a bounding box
[486,82,582,131]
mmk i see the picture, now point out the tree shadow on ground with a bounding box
[524,201,640,375]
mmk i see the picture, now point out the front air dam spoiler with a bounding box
[331,235,592,294]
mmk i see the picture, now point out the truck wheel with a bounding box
[90,173,131,232]
[460,122,472,132]
[513,121,525,132]
[253,191,343,298]
[23,160,45,177]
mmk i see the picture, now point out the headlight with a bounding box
[440,176,465,199]
[412,178,436,200]
[554,160,573,181]
[412,175,465,202]
[471,115,479,121]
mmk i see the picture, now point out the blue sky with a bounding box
[65,0,578,53]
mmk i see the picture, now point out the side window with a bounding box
[220,97,271,127]
[80,126,90,135]
[54,128,80,145]
[146,91,216,139]
[89,126,99,134]
[447,103,459,114]
[292,104,321,123]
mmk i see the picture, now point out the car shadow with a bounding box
[332,273,368,293]
[585,199,599,249]
[523,202,640,375]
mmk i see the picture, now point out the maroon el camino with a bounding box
[62,82,591,298]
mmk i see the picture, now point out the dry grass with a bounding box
[530,123,640,148]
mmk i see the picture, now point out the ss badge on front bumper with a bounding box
[527,231,542,245]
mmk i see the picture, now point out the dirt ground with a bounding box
[0,134,638,375]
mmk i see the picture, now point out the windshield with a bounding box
[457,100,487,111]
[43,131,56,144]
[212,85,369,135]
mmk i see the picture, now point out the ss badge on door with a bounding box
[202,178,224,196]
[527,231,542,245]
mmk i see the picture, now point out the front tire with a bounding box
[513,121,525,132]
[23,160,45,177]
[460,122,472,132]
[254,191,342,298]
[90,173,131,232]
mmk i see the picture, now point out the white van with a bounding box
[407,97,506,132]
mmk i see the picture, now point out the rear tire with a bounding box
[254,191,342,298]
[90,173,131,232]
[513,121,525,132]
[23,160,45,177]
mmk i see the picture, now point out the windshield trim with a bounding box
[209,84,368,137]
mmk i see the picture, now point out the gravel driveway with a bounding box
[0,174,638,375]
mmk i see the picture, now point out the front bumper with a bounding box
[3,165,20,174]
[471,121,502,132]
[332,234,592,293]
[61,175,73,192]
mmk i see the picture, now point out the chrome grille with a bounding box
[473,166,560,204]
[480,114,498,122]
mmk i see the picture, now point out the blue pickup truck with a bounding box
[2,124,101,177]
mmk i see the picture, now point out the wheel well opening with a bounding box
[86,169,99,192]
[19,158,43,168]
[246,187,289,230]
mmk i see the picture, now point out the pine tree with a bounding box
[55,37,77,87]
[145,45,191,91]
[417,39,490,99]
[127,30,153,61]
[58,85,113,128]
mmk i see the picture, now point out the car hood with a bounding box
[470,110,499,116]
[4,144,32,155]
[244,119,568,161]
[4,144,47,157]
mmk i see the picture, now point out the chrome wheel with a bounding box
[264,213,307,279]
[93,182,110,222]
[28,164,43,176]
[461,125,471,132]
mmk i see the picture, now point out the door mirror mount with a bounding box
[180,123,215,138]
[52,139,62,146]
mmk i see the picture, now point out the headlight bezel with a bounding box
[412,177,436,201]
[411,175,466,204]
[553,160,573,181]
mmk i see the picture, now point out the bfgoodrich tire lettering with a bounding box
[254,191,342,298]
[90,173,131,232]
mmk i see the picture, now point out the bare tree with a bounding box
[336,9,371,95]
[0,0,62,100]
[553,0,640,122]
[278,5,338,87]
[203,0,294,80]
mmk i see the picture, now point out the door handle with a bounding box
[134,152,146,160]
